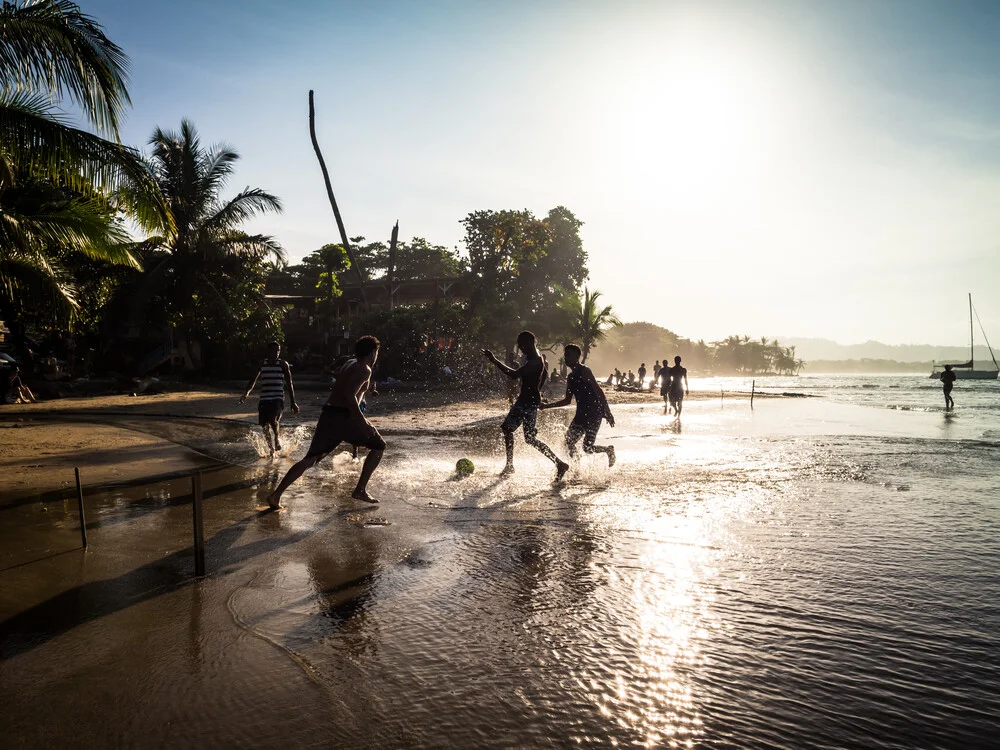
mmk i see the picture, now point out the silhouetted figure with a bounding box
[240,341,298,453]
[614,367,622,385]
[541,344,616,466]
[637,362,647,387]
[655,356,672,414]
[941,364,957,410]
[266,336,386,509]
[666,356,689,417]
[627,369,635,386]
[653,360,661,381]
[483,330,569,481]
[2,365,37,404]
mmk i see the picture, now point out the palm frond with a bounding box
[0,0,131,136]
[204,187,282,234]
[0,91,159,199]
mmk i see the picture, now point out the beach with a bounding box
[2,377,999,748]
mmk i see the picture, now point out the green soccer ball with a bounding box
[456,458,475,476]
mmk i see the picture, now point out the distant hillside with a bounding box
[774,337,998,365]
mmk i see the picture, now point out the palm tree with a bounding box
[0,0,164,327]
[133,120,283,369]
[573,287,621,363]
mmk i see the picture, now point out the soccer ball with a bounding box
[456,458,475,476]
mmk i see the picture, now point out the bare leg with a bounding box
[262,424,274,453]
[501,429,515,475]
[267,454,323,507]
[675,399,683,418]
[524,432,569,481]
[352,448,383,502]
[273,420,282,450]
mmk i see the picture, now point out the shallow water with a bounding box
[2,386,999,748]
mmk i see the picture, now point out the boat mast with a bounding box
[969,292,975,369]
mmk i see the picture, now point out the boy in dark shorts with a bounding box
[540,344,616,466]
[265,336,385,509]
[483,330,569,481]
[666,355,689,417]
[240,341,298,453]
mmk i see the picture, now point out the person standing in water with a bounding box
[483,330,569,481]
[666,355,689,418]
[241,341,298,453]
[265,336,385,509]
[540,344,616,466]
[941,364,957,410]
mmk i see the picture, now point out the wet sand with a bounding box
[9,388,991,748]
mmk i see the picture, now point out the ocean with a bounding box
[2,375,998,748]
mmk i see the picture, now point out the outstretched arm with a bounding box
[684,372,689,394]
[240,367,262,402]
[540,386,572,410]
[587,368,615,426]
[482,349,523,379]
[282,361,299,414]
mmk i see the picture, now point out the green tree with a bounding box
[570,287,621,363]
[0,0,164,339]
[461,207,588,346]
[129,120,283,370]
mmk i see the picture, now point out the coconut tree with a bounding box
[0,0,164,332]
[130,120,283,369]
[571,287,621,363]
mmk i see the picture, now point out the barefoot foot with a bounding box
[555,460,570,482]
[607,445,616,468]
[499,465,515,478]
[352,489,379,504]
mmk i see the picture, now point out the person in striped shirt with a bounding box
[241,341,299,453]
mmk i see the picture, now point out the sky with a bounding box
[82,0,1000,346]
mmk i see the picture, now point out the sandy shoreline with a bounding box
[0,384,746,502]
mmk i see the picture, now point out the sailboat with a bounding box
[930,294,999,380]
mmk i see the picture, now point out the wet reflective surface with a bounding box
[2,394,999,748]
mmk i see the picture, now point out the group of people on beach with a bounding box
[240,330,631,510]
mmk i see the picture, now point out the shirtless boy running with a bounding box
[265,336,386,509]
[540,344,616,466]
[483,330,569,481]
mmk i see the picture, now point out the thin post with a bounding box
[308,90,370,312]
[74,467,88,549]
[751,379,755,409]
[387,220,399,311]
[192,472,205,577]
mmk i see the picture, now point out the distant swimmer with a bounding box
[483,330,569,481]
[265,336,385,510]
[666,356,689,418]
[941,364,957,410]
[240,341,298,453]
[540,344,616,467]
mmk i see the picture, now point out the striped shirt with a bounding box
[258,359,286,401]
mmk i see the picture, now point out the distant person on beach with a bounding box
[2,365,38,404]
[540,344,616,467]
[265,336,386,509]
[666,356,689,417]
[637,363,647,387]
[653,360,661,382]
[656,357,672,414]
[614,367,622,385]
[627,370,636,386]
[941,364,957,410]
[240,341,298,453]
[483,330,569,481]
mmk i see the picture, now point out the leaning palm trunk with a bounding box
[308,90,369,312]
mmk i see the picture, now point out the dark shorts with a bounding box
[502,400,539,437]
[258,398,284,425]
[943,383,954,393]
[567,415,602,449]
[669,388,684,403]
[306,405,386,457]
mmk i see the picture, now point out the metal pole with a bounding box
[74,467,88,549]
[751,379,755,409]
[192,472,205,576]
